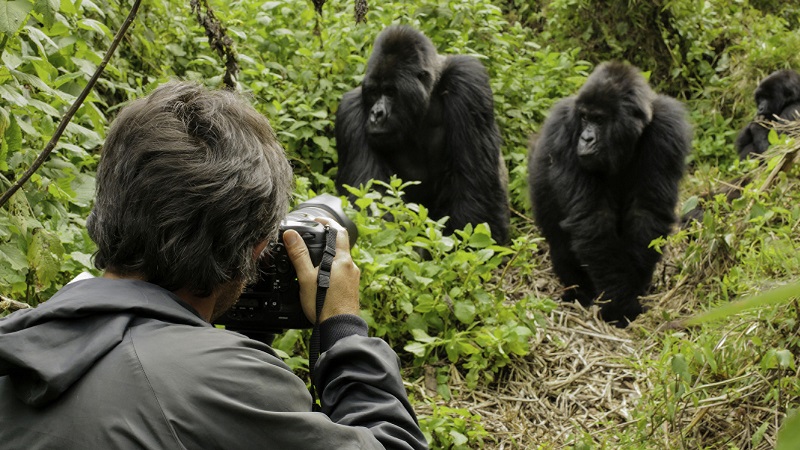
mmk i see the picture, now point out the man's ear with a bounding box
[253,239,269,260]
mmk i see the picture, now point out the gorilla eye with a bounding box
[580,113,603,125]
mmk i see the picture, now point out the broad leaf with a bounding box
[33,0,58,27]
[0,0,32,36]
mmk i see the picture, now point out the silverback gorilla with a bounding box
[735,69,800,159]
[528,62,691,326]
[335,26,510,244]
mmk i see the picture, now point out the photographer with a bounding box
[0,82,427,449]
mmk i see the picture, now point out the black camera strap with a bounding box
[309,225,337,410]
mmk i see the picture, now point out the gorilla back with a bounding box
[335,25,510,244]
[528,61,691,326]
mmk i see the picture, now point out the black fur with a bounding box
[735,69,800,159]
[528,61,691,326]
[335,26,510,244]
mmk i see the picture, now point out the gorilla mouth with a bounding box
[577,153,604,171]
[367,129,393,136]
[367,128,398,140]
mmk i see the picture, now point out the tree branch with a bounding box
[190,0,239,89]
[0,0,143,209]
[0,294,31,313]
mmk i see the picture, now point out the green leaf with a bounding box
[449,430,468,446]
[77,18,112,38]
[670,354,690,383]
[777,411,800,450]
[1,51,23,70]
[681,195,699,216]
[28,228,65,290]
[372,229,399,247]
[58,0,76,14]
[33,0,58,27]
[2,114,22,171]
[454,301,476,324]
[767,128,779,145]
[686,282,800,325]
[775,349,795,369]
[0,0,32,36]
[468,229,493,248]
[311,135,330,151]
[410,328,436,343]
[445,340,459,362]
[752,421,769,447]
[0,241,27,271]
[404,342,426,357]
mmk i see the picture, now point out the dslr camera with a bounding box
[216,194,357,333]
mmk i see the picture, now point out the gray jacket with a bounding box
[0,278,427,449]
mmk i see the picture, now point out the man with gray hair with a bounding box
[0,82,427,449]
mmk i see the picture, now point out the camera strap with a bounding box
[309,225,337,410]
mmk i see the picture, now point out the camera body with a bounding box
[215,194,357,333]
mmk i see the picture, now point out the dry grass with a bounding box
[411,122,800,449]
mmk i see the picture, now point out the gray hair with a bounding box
[88,81,293,296]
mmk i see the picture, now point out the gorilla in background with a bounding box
[735,69,800,159]
[335,25,510,244]
[528,61,691,326]
[682,69,800,225]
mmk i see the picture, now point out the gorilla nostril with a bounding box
[369,108,385,125]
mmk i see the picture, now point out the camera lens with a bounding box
[287,194,358,246]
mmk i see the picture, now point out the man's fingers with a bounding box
[283,230,315,283]
[314,217,351,254]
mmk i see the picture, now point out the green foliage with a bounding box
[687,281,800,326]
[335,178,549,387]
[418,404,491,449]
[777,410,800,450]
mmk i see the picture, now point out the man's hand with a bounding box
[283,218,361,323]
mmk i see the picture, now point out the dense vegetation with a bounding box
[1,0,799,448]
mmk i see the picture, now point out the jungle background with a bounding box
[1,0,800,448]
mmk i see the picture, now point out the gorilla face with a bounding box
[575,104,606,172]
[754,70,800,117]
[361,28,438,149]
[361,72,429,141]
[574,62,655,174]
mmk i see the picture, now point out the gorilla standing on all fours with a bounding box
[528,61,691,326]
[335,25,510,244]
[736,69,800,159]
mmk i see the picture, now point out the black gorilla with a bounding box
[335,25,509,244]
[735,69,800,159]
[528,61,691,326]
[682,69,800,225]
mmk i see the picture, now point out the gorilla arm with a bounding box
[735,121,758,159]
[434,55,510,244]
[334,87,392,195]
[627,96,690,266]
